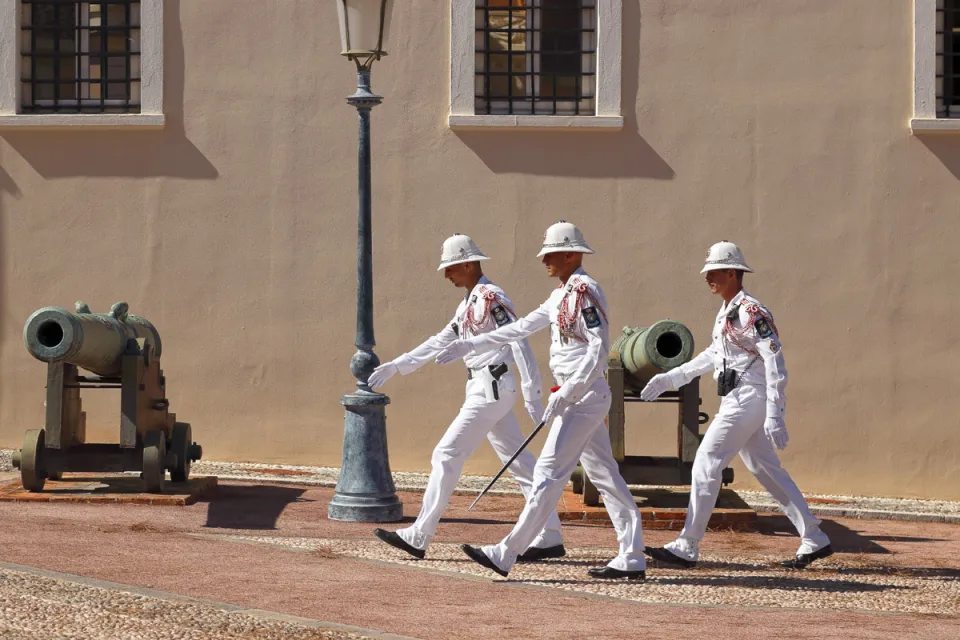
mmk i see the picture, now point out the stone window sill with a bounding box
[448,114,624,131]
[910,118,960,134]
[0,114,165,129]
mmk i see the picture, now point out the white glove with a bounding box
[435,340,473,365]
[640,373,673,401]
[764,417,789,450]
[368,362,399,389]
[524,399,545,425]
[542,393,572,426]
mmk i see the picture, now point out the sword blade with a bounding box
[468,419,547,511]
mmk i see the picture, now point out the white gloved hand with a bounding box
[435,340,473,365]
[524,399,545,425]
[764,417,789,450]
[542,393,572,426]
[368,362,399,389]
[640,373,673,401]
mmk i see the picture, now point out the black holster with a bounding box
[717,369,738,396]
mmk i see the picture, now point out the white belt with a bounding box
[466,363,507,380]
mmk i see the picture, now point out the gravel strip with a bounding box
[0,565,383,640]
[3,449,959,522]
[207,535,960,616]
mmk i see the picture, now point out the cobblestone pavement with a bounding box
[0,564,405,640]
[204,534,960,617]
[2,449,959,522]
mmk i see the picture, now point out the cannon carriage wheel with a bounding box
[142,430,166,493]
[170,422,193,483]
[19,429,47,492]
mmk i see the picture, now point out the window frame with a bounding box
[0,0,164,128]
[450,0,623,130]
[913,0,960,133]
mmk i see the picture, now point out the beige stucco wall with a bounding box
[1,1,958,500]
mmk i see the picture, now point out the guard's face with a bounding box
[444,263,471,288]
[705,268,737,296]
[541,252,571,277]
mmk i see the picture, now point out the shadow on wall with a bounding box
[917,136,960,180]
[453,1,673,180]
[0,0,217,180]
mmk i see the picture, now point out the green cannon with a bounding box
[23,301,162,377]
[611,320,696,387]
[12,301,202,493]
[572,320,734,504]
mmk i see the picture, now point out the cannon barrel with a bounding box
[611,320,696,388]
[23,301,162,377]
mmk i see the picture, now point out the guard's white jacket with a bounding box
[392,276,542,405]
[466,268,609,404]
[668,289,787,420]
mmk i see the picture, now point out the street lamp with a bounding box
[328,0,402,522]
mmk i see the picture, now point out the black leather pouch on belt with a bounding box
[717,369,738,396]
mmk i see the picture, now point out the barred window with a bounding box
[21,1,141,114]
[475,0,597,116]
[938,0,960,117]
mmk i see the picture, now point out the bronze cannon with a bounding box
[11,301,202,493]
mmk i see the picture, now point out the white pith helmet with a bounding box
[700,241,753,274]
[536,220,594,258]
[437,233,491,271]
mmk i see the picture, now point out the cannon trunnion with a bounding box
[571,320,734,506]
[11,301,202,493]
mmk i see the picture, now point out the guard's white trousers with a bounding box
[483,378,645,573]
[668,384,830,560]
[396,370,564,551]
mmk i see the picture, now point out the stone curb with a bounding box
[751,503,960,524]
[0,560,421,640]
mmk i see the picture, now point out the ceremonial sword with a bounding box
[467,385,561,511]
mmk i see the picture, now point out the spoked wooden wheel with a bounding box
[20,429,46,492]
[142,430,166,493]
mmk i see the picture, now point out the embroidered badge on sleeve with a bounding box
[755,316,774,339]
[492,305,511,327]
[582,306,602,329]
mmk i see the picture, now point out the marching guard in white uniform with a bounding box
[368,234,566,561]
[640,241,833,569]
[436,222,647,580]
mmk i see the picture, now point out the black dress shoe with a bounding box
[373,528,425,560]
[643,546,697,569]
[460,544,509,578]
[780,544,834,569]
[517,544,566,562]
[587,566,646,580]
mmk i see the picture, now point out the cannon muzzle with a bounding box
[23,301,162,377]
[611,320,695,388]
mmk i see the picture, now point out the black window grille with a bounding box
[938,0,960,117]
[21,1,141,114]
[475,0,597,116]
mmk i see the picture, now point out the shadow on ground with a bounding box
[202,484,309,530]
[751,515,921,555]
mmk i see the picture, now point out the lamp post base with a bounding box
[328,390,403,522]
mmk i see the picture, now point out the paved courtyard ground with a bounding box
[0,475,956,639]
